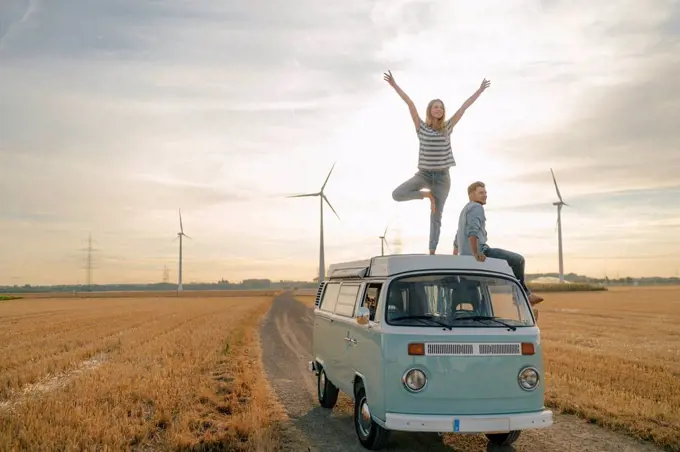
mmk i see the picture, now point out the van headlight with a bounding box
[518,367,540,391]
[402,368,427,392]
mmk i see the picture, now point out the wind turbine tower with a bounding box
[378,225,389,256]
[175,209,191,292]
[287,163,340,283]
[550,168,569,283]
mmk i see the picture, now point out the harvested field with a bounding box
[0,294,285,451]
[0,289,279,299]
[294,286,680,451]
[537,285,680,451]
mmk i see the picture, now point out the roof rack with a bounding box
[325,254,514,280]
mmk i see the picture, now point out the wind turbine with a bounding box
[175,208,191,292]
[550,168,568,283]
[287,163,340,283]
[378,225,389,256]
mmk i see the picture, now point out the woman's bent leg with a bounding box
[392,172,429,202]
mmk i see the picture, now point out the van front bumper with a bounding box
[383,409,553,433]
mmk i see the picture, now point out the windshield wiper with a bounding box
[390,315,453,330]
[451,315,517,331]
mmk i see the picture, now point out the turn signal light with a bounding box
[408,343,425,355]
[521,342,535,355]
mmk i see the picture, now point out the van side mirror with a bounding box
[356,307,370,325]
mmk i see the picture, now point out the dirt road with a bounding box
[260,292,662,452]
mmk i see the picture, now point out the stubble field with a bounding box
[2,286,679,451]
[298,285,680,451]
[0,291,286,451]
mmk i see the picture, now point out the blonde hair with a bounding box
[425,98,448,134]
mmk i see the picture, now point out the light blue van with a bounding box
[308,254,553,450]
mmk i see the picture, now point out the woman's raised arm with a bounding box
[384,70,421,131]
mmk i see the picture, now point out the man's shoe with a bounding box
[529,293,544,306]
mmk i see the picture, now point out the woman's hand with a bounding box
[479,78,491,92]
[383,70,397,88]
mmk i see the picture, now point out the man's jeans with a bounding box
[392,169,451,252]
[481,245,532,295]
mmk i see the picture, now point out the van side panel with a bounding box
[348,321,385,416]
[313,282,342,385]
[312,312,337,376]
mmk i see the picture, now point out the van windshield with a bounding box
[384,274,535,328]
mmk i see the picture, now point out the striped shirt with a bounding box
[416,118,455,171]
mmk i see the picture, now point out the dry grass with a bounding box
[295,295,317,308]
[2,289,279,299]
[529,282,607,292]
[4,287,678,451]
[538,285,680,451]
[295,286,680,451]
[0,294,287,451]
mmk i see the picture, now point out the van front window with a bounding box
[384,274,535,328]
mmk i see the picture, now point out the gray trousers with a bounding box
[392,169,451,252]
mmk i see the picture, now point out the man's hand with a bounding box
[453,246,459,255]
[474,252,486,262]
[479,78,491,92]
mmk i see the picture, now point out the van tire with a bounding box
[354,384,390,450]
[485,430,521,445]
[317,367,339,409]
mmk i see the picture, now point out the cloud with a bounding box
[501,51,680,191]
[1,0,679,283]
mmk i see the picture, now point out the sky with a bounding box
[1,0,679,285]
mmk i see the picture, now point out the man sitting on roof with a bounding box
[453,181,544,306]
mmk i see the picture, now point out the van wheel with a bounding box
[485,430,521,445]
[354,385,390,450]
[317,367,339,409]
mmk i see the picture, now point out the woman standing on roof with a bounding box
[384,70,490,255]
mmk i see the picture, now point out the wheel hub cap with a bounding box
[358,398,372,436]
[319,372,325,397]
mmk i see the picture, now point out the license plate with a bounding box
[453,419,460,432]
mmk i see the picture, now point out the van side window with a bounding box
[334,283,361,317]
[319,282,341,313]
[362,283,382,321]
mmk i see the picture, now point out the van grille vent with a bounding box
[425,343,522,356]
[314,282,326,307]
[427,343,474,355]
[479,343,521,355]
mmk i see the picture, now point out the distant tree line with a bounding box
[527,272,680,286]
[0,278,319,294]
[2,273,678,294]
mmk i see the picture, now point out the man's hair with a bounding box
[467,181,485,195]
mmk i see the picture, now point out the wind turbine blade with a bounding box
[286,192,319,198]
[550,168,564,203]
[383,225,388,236]
[179,208,184,233]
[323,194,340,220]
[182,233,192,240]
[320,162,336,192]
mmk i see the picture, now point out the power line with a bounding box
[81,233,98,291]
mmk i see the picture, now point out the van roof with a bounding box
[325,254,515,280]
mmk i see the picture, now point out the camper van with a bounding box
[308,254,552,450]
